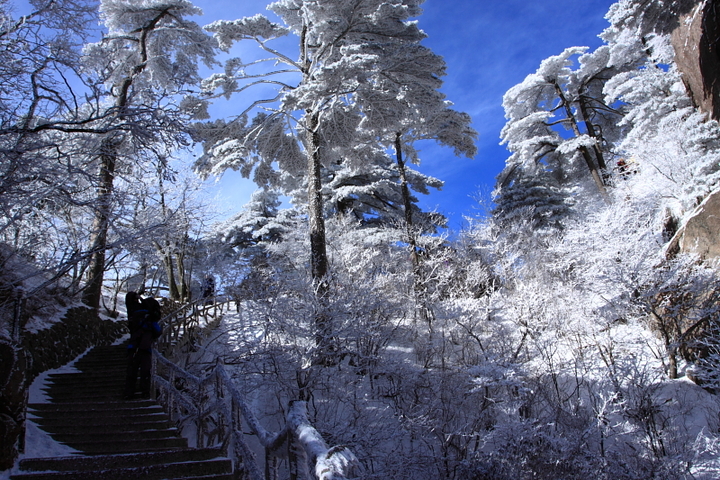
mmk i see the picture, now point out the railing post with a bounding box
[288,430,309,480]
[150,351,157,399]
[230,395,239,464]
[265,449,278,480]
[288,437,298,480]
[197,397,204,449]
[215,359,229,458]
[168,368,175,421]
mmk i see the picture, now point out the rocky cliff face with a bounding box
[670,188,720,261]
[672,0,720,121]
[667,2,720,260]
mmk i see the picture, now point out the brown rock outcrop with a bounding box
[667,188,720,261]
[672,0,720,120]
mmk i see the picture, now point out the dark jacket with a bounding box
[125,291,142,317]
[128,298,162,351]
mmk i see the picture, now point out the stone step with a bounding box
[165,475,234,480]
[17,448,226,473]
[166,476,234,480]
[42,377,126,387]
[41,383,125,403]
[46,371,126,383]
[73,368,126,377]
[40,392,130,403]
[75,359,127,370]
[76,350,127,357]
[29,400,162,413]
[43,384,127,393]
[10,457,232,479]
[65,347,126,358]
[57,436,188,455]
[30,412,171,429]
[74,368,128,376]
[76,354,127,361]
[47,370,125,377]
[13,344,234,479]
[30,407,167,420]
[28,400,173,435]
[36,419,174,435]
[75,353,127,362]
[40,386,126,397]
[50,426,183,443]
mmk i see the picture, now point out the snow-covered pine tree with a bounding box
[195,0,472,355]
[217,188,296,249]
[198,0,418,280]
[353,35,477,263]
[495,43,637,228]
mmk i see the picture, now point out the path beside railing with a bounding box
[155,298,227,356]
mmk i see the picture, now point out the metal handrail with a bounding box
[151,303,360,480]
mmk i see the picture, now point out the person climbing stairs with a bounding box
[11,344,234,479]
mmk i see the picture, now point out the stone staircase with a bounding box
[11,344,234,480]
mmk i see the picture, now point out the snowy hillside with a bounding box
[3,0,720,478]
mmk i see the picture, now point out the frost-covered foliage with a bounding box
[602,0,698,53]
[195,0,441,186]
[0,0,223,312]
[83,0,217,95]
[448,213,720,478]
[465,1,720,478]
[81,0,221,307]
[495,43,630,223]
[215,189,294,248]
[176,1,720,478]
[195,0,476,273]
[7,0,720,478]
[191,0,478,367]
[323,151,446,229]
[0,244,75,342]
[496,0,720,226]
[605,69,720,215]
[193,198,720,479]
[0,0,100,297]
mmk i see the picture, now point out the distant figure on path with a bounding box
[202,275,215,305]
[124,296,163,399]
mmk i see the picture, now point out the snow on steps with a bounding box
[11,345,233,480]
[12,449,233,480]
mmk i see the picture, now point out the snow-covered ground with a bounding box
[6,295,720,480]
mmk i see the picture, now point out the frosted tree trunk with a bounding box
[552,80,608,198]
[306,110,332,356]
[395,133,432,326]
[578,96,608,172]
[83,139,118,309]
[307,111,328,289]
[395,132,418,265]
[81,5,181,309]
[82,13,147,309]
[155,173,191,302]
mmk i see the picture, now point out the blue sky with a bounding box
[198,0,617,230]
[417,0,617,229]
